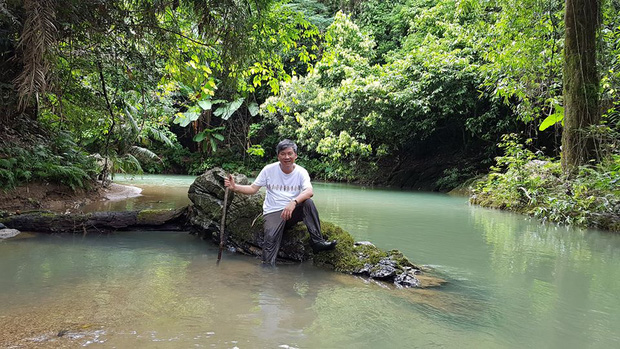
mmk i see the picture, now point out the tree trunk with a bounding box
[0,208,188,233]
[561,0,600,172]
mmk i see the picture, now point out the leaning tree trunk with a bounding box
[561,0,600,172]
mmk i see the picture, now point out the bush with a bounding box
[471,134,620,231]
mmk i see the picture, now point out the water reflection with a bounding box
[470,208,620,348]
[83,174,194,212]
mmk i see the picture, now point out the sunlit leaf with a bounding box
[539,105,564,131]
[214,97,245,120]
[198,99,212,110]
[248,102,259,116]
[174,111,200,127]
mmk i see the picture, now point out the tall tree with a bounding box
[561,0,601,171]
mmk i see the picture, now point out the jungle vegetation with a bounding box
[0,0,618,230]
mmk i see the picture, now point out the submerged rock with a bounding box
[188,168,444,288]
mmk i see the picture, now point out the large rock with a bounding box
[187,168,266,256]
[188,168,444,288]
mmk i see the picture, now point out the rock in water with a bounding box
[0,228,20,239]
[187,168,265,256]
[187,168,444,288]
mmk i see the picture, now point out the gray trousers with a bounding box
[262,198,324,265]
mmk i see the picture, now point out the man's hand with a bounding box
[224,174,235,191]
[281,200,297,220]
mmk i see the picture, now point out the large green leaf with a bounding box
[173,110,200,127]
[124,107,140,134]
[539,105,564,131]
[248,102,260,116]
[198,99,212,110]
[193,131,207,142]
[214,97,245,120]
[129,146,159,160]
[148,127,174,147]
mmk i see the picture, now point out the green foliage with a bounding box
[262,12,380,180]
[193,126,225,153]
[3,0,619,195]
[435,166,478,192]
[539,103,564,131]
[0,133,98,190]
[471,135,620,231]
[263,8,511,182]
[600,0,620,111]
[246,145,265,157]
[353,0,408,63]
[475,0,564,125]
[285,0,334,32]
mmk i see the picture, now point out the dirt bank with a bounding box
[0,182,142,214]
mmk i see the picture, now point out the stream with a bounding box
[1,174,619,348]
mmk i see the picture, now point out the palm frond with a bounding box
[129,145,161,161]
[125,106,141,134]
[15,0,57,110]
[148,126,174,147]
[123,153,143,173]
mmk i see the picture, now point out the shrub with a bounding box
[471,134,620,231]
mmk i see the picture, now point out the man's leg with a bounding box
[298,199,324,244]
[262,211,286,266]
[289,199,336,252]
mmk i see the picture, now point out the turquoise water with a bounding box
[1,175,619,348]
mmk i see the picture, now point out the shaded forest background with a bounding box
[1,0,619,193]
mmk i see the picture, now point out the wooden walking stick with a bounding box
[217,180,230,263]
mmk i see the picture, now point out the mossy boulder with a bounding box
[187,168,265,251]
[188,168,444,288]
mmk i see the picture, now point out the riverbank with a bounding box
[0,182,142,214]
[469,138,620,232]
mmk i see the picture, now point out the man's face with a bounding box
[277,147,297,166]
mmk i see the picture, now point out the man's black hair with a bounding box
[276,139,298,154]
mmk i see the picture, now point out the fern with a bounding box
[0,169,16,188]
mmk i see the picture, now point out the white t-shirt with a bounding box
[253,162,312,215]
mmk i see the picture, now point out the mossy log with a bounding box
[0,207,188,233]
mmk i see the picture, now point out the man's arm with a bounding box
[293,187,314,204]
[281,187,313,220]
[225,174,261,195]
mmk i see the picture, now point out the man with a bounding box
[224,139,337,266]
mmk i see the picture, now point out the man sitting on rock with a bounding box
[224,139,337,266]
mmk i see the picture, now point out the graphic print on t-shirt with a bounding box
[266,184,303,192]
